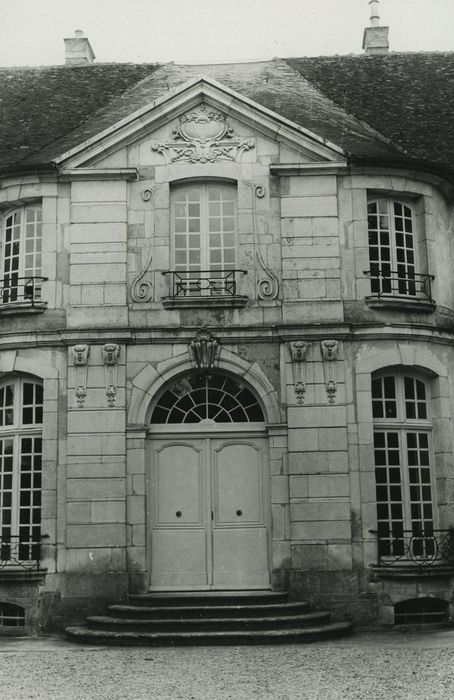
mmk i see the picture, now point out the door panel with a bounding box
[212,528,269,588]
[150,441,207,589]
[150,435,269,590]
[214,442,263,524]
[212,439,268,588]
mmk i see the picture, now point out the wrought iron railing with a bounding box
[163,270,246,298]
[365,269,434,302]
[0,276,48,306]
[375,529,454,568]
[0,535,41,570]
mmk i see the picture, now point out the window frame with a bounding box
[371,371,437,557]
[366,196,434,307]
[0,375,43,566]
[0,204,46,309]
[170,182,238,273]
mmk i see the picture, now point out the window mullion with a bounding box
[201,185,209,270]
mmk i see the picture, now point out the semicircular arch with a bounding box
[128,347,282,426]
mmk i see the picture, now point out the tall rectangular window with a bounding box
[1,206,42,304]
[0,378,43,564]
[372,373,435,559]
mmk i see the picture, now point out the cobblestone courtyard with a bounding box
[1,629,454,699]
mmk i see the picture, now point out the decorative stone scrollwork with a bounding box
[152,103,255,164]
[102,344,120,408]
[254,185,266,198]
[289,341,311,405]
[142,188,153,202]
[72,344,90,408]
[189,329,219,371]
[256,250,279,301]
[130,189,154,302]
[320,339,339,404]
[130,262,153,303]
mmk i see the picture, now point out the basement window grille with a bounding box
[0,602,25,627]
[394,597,448,625]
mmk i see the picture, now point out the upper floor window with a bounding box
[372,372,437,564]
[0,376,43,568]
[163,183,246,305]
[0,206,46,309]
[367,198,434,305]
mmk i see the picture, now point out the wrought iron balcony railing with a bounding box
[375,529,454,568]
[163,269,246,298]
[0,534,41,570]
[0,276,48,306]
[365,269,434,302]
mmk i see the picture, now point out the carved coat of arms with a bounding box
[152,104,254,163]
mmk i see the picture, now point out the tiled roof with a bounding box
[0,53,453,177]
[0,63,159,169]
[286,53,454,171]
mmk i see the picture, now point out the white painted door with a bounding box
[149,435,269,590]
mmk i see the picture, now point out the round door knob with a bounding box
[176,511,182,517]
[236,510,243,517]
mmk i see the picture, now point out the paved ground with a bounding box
[0,629,454,699]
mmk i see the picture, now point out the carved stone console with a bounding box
[320,339,339,404]
[102,344,121,407]
[72,344,90,408]
[289,341,311,405]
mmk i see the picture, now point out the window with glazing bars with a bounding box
[372,373,434,558]
[1,206,43,304]
[368,199,416,296]
[171,184,236,295]
[0,377,42,562]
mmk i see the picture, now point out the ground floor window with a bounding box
[372,372,435,559]
[0,376,42,565]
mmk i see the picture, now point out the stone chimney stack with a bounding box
[64,30,95,65]
[362,0,389,55]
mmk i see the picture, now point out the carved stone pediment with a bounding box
[152,103,254,164]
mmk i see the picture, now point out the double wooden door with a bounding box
[149,435,269,590]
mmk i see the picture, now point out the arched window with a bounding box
[368,198,426,299]
[0,376,43,565]
[372,372,435,560]
[168,183,239,298]
[1,205,43,305]
[150,373,264,424]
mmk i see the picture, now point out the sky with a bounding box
[0,0,453,67]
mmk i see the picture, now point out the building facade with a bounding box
[1,34,454,633]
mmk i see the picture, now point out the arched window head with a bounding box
[1,205,43,306]
[0,376,43,566]
[150,373,264,424]
[372,371,436,563]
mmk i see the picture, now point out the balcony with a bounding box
[0,534,41,571]
[365,269,435,312]
[0,276,48,315]
[372,529,454,578]
[162,270,248,309]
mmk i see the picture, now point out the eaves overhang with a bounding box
[349,154,454,196]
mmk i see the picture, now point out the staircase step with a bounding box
[109,601,310,619]
[66,621,353,646]
[86,610,331,632]
[128,591,289,607]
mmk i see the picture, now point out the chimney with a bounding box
[362,0,389,55]
[64,30,95,65]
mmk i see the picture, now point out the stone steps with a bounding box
[85,610,331,632]
[65,591,352,646]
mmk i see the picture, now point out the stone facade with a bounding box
[1,74,454,633]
